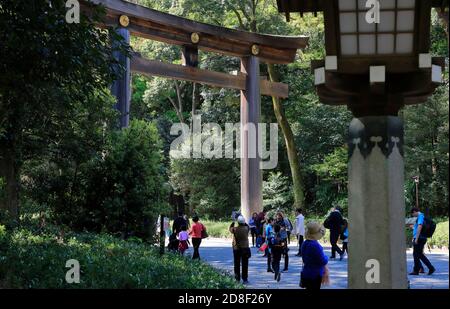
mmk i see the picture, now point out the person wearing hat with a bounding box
[300,221,329,289]
[229,215,251,284]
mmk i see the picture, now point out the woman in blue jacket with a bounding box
[300,221,329,289]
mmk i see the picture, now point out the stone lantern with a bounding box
[277,0,447,288]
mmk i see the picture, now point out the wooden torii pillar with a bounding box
[240,56,262,221]
[111,27,131,128]
[82,0,307,223]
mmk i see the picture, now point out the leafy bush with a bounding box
[428,221,449,248]
[24,120,169,240]
[263,172,293,213]
[0,227,241,289]
[81,120,170,238]
[170,158,239,220]
[201,220,232,238]
[405,219,448,248]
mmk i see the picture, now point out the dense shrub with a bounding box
[201,220,232,238]
[24,120,169,239]
[428,221,449,248]
[79,120,170,238]
[170,158,239,220]
[262,172,293,213]
[0,226,241,289]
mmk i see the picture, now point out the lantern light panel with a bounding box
[338,0,416,56]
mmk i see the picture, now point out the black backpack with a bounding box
[421,217,436,238]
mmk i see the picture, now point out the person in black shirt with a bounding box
[323,206,344,260]
[171,211,188,251]
[173,211,188,235]
[270,224,285,282]
[275,212,289,272]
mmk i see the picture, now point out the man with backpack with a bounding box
[409,207,436,275]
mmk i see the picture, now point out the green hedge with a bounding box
[428,221,449,248]
[202,220,232,238]
[0,226,241,289]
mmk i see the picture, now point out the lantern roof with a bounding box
[276,0,448,117]
[277,0,448,16]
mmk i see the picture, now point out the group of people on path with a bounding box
[230,207,345,289]
[169,211,207,260]
[167,205,436,289]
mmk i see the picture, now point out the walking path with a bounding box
[189,237,449,289]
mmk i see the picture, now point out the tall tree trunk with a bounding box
[430,135,439,215]
[0,139,19,225]
[192,82,200,120]
[267,63,305,209]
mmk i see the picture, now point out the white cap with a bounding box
[237,215,245,224]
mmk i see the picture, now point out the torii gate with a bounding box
[81,0,308,222]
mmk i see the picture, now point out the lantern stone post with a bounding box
[347,116,407,288]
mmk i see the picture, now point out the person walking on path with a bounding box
[229,215,251,284]
[249,212,258,247]
[295,208,305,257]
[257,211,266,236]
[189,215,206,260]
[255,213,264,248]
[171,211,187,250]
[300,221,329,289]
[285,215,293,245]
[177,225,190,255]
[409,207,435,275]
[265,218,274,272]
[270,224,285,282]
[275,212,289,272]
[324,206,345,260]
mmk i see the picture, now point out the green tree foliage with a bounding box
[403,84,449,217]
[310,146,348,214]
[0,0,130,224]
[24,120,169,239]
[262,172,293,213]
[170,157,239,220]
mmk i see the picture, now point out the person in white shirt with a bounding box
[295,208,305,257]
